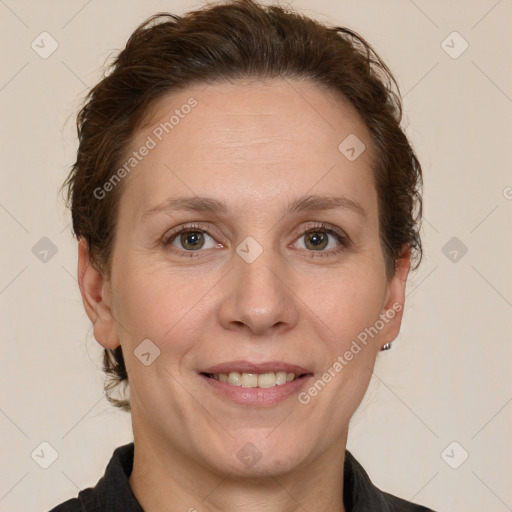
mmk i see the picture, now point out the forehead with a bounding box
[120,79,378,221]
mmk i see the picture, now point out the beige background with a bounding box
[1,0,511,510]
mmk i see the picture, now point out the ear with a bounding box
[379,244,411,349]
[77,237,120,349]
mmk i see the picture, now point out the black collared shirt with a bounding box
[49,443,436,511]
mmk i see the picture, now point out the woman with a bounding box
[52,0,434,510]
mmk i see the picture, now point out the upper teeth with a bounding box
[211,371,297,388]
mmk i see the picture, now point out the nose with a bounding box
[217,247,299,337]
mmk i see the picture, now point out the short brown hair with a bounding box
[61,0,423,412]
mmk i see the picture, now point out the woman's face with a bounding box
[81,79,410,477]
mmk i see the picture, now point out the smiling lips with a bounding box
[204,371,298,388]
[200,361,313,390]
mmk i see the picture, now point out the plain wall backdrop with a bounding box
[1,0,511,510]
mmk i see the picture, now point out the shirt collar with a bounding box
[79,443,143,512]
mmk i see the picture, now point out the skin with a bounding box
[78,79,411,512]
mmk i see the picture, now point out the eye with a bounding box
[293,222,349,257]
[164,223,220,257]
[163,222,350,258]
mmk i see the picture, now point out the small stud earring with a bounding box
[381,342,392,351]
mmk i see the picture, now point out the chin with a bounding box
[210,432,311,478]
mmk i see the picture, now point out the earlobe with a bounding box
[77,238,120,349]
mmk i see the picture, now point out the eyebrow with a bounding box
[141,193,367,221]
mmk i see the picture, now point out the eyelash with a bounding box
[163,222,350,259]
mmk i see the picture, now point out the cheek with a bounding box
[112,260,216,353]
[307,272,384,420]
[321,267,386,345]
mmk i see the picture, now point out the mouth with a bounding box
[198,361,313,405]
[200,370,310,389]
